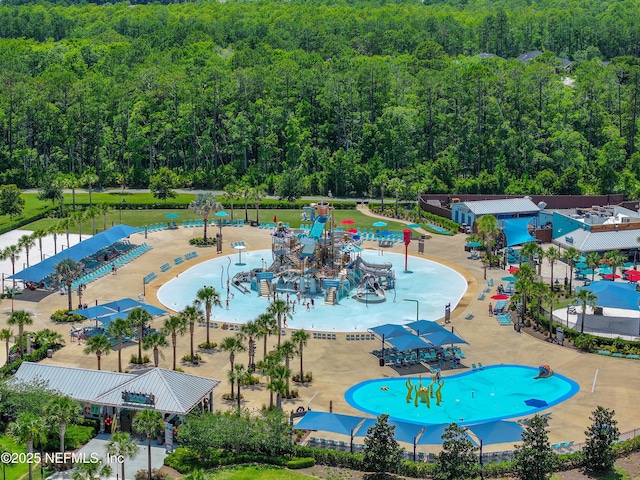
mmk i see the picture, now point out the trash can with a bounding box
[514,323,521,333]
[47,349,53,358]
[379,358,385,367]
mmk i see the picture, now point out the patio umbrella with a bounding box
[575,262,588,269]
[406,223,421,229]
[624,269,640,276]
[598,268,612,275]
[581,269,598,275]
[215,211,228,217]
[165,213,179,219]
[466,242,483,248]
[501,276,517,282]
[341,219,355,225]
[373,221,387,227]
[347,228,358,233]
[603,273,621,280]
[508,266,519,274]
[491,294,509,300]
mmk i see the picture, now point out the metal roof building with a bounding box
[12,362,219,415]
[451,197,542,229]
[553,228,640,253]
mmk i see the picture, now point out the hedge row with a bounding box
[164,448,286,473]
[0,205,57,236]
[0,342,62,378]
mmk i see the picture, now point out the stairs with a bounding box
[324,287,336,305]
[259,279,271,297]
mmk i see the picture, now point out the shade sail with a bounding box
[576,281,640,310]
[417,423,477,445]
[466,420,524,445]
[9,225,139,282]
[386,334,433,351]
[405,320,448,336]
[295,411,364,436]
[72,298,167,323]
[503,218,536,247]
[353,418,424,443]
[369,324,410,339]
[423,330,468,346]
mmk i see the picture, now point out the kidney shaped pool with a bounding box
[345,364,579,425]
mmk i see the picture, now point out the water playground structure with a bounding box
[231,201,397,306]
[535,364,553,379]
[405,375,445,409]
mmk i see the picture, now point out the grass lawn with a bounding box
[206,465,314,479]
[0,435,29,480]
[25,208,409,236]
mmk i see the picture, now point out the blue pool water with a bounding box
[157,249,467,332]
[345,365,579,425]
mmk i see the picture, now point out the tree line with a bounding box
[2,1,640,198]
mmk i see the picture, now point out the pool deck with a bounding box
[1,209,640,452]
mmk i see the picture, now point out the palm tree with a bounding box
[268,299,292,346]
[71,460,111,480]
[48,222,61,255]
[386,177,406,218]
[46,395,82,453]
[72,209,88,241]
[54,258,84,311]
[33,328,64,349]
[545,247,561,287]
[18,235,36,268]
[142,331,168,367]
[1,244,21,288]
[31,230,47,263]
[585,252,601,282]
[544,287,560,338]
[276,340,296,394]
[181,302,203,362]
[98,203,112,231]
[257,352,282,409]
[574,289,598,334]
[7,310,33,357]
[530,281,550,330]
[188,193,222,242]
[83,334,112,370]
[476,215,500,259]
[162,315,187,370]
[291,329,310,383]
[85,205,100,235]
[562,247,580,295]
[252,185,267,224]
[106,432,139,480]
[127,307,152,363]
[238,183,252,221]
[604,250,627,279]
[255,313,277,360]
[514,263,536,324]
[196,285,221,346]
[220,336,246,399]
[268,364,291,410]
[80,168,99,206]
[228,364,251,411]
[58,216,73,250]
[62,172,80,211]
[239,320,261,369]
[223,184,239,220]
[132,410,164,480]
[8,412,47,480]
[107,317,134,372]
[521,242,544,276]
[0,328,13,365]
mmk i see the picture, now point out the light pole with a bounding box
[404,298,419,322]
[120,199,126,224]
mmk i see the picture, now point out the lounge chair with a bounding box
[472,363,478,371]
[478,362,485,370]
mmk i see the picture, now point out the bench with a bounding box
[174,257,184,265]
[160,263,171,272]
[464,312,474,319]
[477,293,485,300]
[143,272,157,284]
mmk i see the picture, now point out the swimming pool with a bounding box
[345,365,579,425]
[157,249,467,332]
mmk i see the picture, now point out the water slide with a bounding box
[231,271,252,294]
[364,274,386,299]
[353,257,393,275]
[308,215,329,239]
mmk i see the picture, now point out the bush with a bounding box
[293,372,313,383]
[241,375,260,386]
[287,457,315,469]
[197,342,217,350]
[189,237,216,246]
[130,354,150,364]
[164,447,286,473]
[182,353,201,363]
[51,310,85,323]
[134,469,167,480]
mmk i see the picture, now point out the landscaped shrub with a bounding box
[164,447,207,473]
[197,341,217,350]
[189,237,216,246]
[287,457,315,469]
[182,353,201,363]
[130,354,150,364]
[44,424,96,451]
[50,310,85,322]
[163,448,286,472]
[134,469,168,480]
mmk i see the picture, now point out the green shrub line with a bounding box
[165,436,640,478]
[0,205,57,236]
[0,342,62,378]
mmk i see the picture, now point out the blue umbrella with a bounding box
[466,241,483,248]
[165,213,179,219]
[406,223,420,229]
[502,276,517,282]
[215,211,229,217]
[373,221,387,227]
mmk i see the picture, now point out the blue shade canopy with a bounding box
[576,281,640,310]
[72,298,167,324]
[386,334,432,352]
[466,420,524,445]
[417,423,477,446]
[215,211,229,217]
[373,221,387,227]
[295,411,364,436]
[405,320,448,336]
[501,276,517,282]
[354,418,425,443]
[9,225,139,282]
[466,242,483,248]
[406,224,421,229]
[369,324,410,339]
[422,330,468,346]
[503,218,536,247]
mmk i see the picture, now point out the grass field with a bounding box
[206,465,314,479]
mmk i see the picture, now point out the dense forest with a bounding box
[1,0,640,198]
